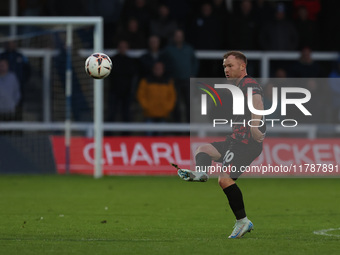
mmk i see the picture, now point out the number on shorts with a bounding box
[223,150,234,164]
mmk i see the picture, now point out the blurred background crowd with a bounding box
[0,0,340,130]
[0,0,338,51]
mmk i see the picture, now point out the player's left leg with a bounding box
[174,143,222,182]
[173,163,209,182]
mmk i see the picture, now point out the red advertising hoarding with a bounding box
[51,136,191,175]
[51,137,340,176]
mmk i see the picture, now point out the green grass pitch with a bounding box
[0,175,339,255]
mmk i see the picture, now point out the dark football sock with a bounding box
[195,152,212,172]
[223,183,246,220]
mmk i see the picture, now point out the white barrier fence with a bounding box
[0,48,340,139]
[1,122,340,139]
[1,48,338,124]
[0,49,339,139]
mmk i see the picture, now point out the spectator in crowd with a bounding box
[259,3,299,51]
[47,0,87,16]
[0,41,30,91]
[107,40,137,123]
[188,2,222,50]
[0,40,31,120]
[328,57,340,123]
[275,67,288,79]
[293,0,321,21]
[87,0,123,48]
[294,6,319,50]
[19,0,46,16]
[114,18,147,49]
[18,0,47,34]
[53,33,91,121]
[149,4,177,47]
[211,0,230,48]
[211,0,229,23]
[290,47,320,77]
[163,29,199,123]
[253,0,275,28]
[301,78,325,123]
[0,59,21,121]
[137,62,176,135]
[161,0,190,28]
[271,67,289,88]
[139,35,167,77]
[270,68,287,96]
[188,2,223,76]
[228,0,258,50]
[318,0,340,51]
[122,0,154,35]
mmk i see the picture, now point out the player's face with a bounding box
[223,56,245,81]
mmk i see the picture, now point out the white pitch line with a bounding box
[313,228,340,237]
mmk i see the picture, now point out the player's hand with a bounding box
[250,127,265,143]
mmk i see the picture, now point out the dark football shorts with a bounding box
[211,136,263,180]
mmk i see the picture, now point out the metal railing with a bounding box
[1,49,338,123]
[0,49,339,139]
[1,122,339,139]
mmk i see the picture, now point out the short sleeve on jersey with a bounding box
[249,85,262,95]
[240,77,263,96]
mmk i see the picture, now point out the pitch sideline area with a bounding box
[0,175,339,255]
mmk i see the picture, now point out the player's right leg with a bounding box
[174,143,221,182]
[218,139,262,238]
[218,173,254,238]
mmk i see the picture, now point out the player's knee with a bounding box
[195,144,219,159]
[195,144,210,154]
[218,177,235,189]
